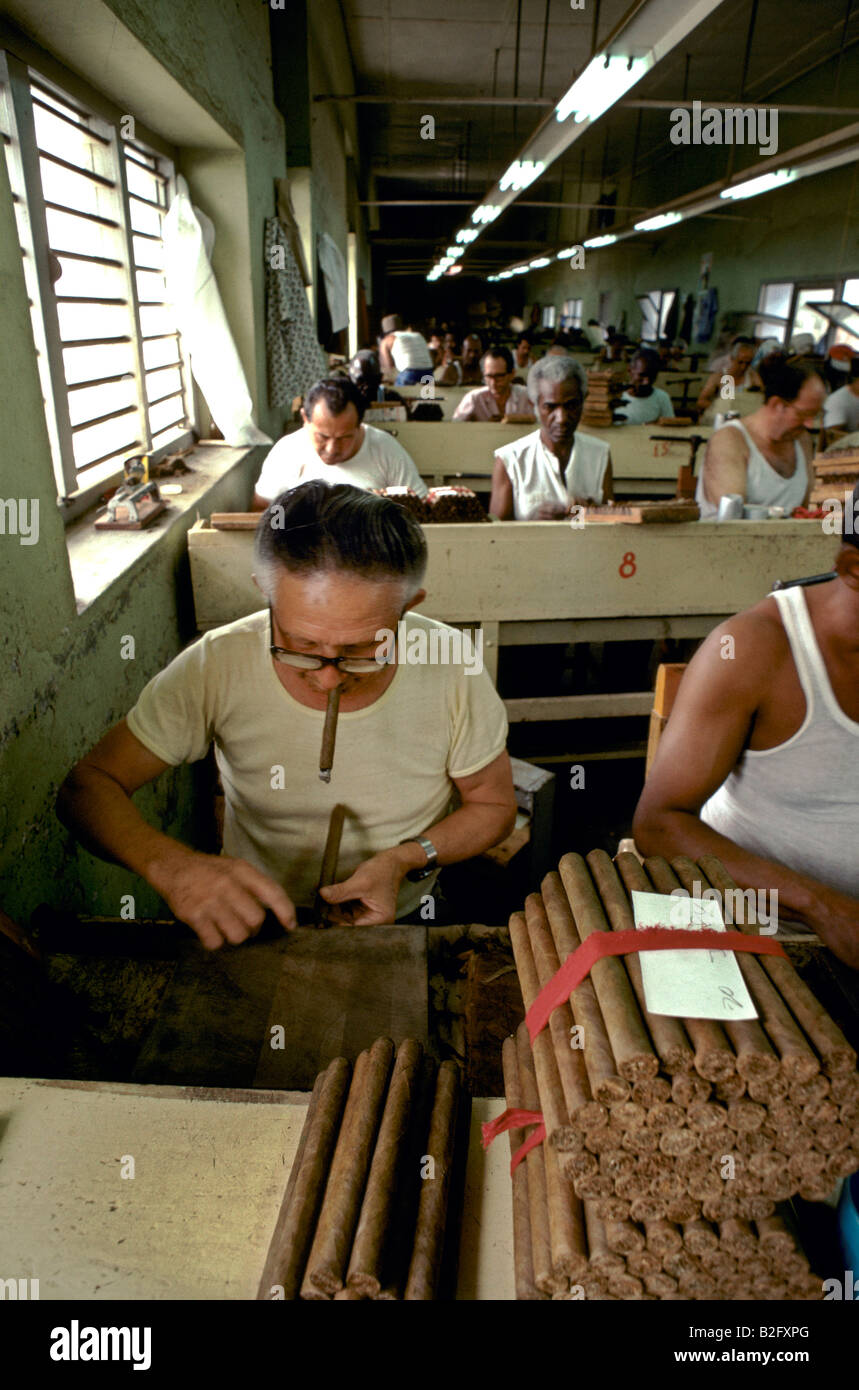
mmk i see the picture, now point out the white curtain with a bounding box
[317,231,349,334]
[163,176,271,446]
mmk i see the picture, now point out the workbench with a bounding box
[374,420,709,496]
[0,1076,513,1300]
[188,516,836,720]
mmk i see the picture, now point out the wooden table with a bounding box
[373,420,710,496]
[0,1077,513,1300]
[188,516,836,719]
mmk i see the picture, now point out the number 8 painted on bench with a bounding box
[619,551,636,578]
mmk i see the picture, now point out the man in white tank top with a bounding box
[696,356,823,519]
[634,484,859,968]
[490,355,613,519]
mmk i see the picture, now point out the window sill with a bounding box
[65,443,261,613]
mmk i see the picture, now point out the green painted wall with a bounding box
[0,0,303,928]
[522,160,859,347]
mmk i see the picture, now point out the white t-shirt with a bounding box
[823,384,859,431]
[390,331,433,372]
[495,428,610,518]
[255,424,428,500]
[127,610,508,918]
[618,388,674,424]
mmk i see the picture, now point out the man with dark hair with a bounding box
[452,346,535,422]
[618,349,675,425]
[346,349,405,410]
[459,333,484,386]
[57,482,516,949]
[634,483,859,968]
[514,334,536,371]
[696,357,824,518]
[252,376,426,508]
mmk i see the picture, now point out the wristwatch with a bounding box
[400,835,438,882]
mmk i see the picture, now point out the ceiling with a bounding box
[333,0,859,284]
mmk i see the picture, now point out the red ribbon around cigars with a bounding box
[526,927,787,1045]
[481,1107,546,1174]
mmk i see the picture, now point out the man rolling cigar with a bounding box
[251,376,427,509]
[633,483,859,968]
[57,482,516,950]
[490,355,613,519]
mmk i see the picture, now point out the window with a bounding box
[562,297,583,329]
[637,289,677,342]
[0,51,194,519]
[757,278,859,349]
[541,304,556,330]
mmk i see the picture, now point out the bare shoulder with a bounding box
[693,596,789,688]
[706,423,749,460]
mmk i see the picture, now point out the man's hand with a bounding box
[151,845,297,950]
[318,848,410,926]
[806,885,859,969]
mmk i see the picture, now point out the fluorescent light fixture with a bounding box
[456,228,479,244]
[555,54,651,125]
[583,233,618,249]
[498,270,513,279]
[512,265,529,275]
[446,264,463,275]
[446,246,464,258]
[472,204,501,225]
[487,275,499,282]
[438,256,453,269]
[529,257,551,269]
[634,211,683,232]
[499,160,545,193]
[720,168,797,201]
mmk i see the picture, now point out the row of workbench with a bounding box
[188,516,836,724]
[368,418,709,495]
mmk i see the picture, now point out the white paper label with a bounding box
[631,890,758,1021]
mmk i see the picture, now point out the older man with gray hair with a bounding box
[489,356,613,519]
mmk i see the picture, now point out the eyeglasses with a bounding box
[268,607,393,673]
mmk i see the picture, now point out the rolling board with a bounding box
[581,500,700,524]
[132,927,428,1091]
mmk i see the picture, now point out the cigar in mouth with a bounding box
[319,686,341,783]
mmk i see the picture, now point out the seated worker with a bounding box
[633,483,859,968]
[489,356,613,519]
[377,314,434,385]
[452,346,535,422]
[695,356,824,519]
[459,333,484,386]
[57,483,516,949]
[434,331,463,386]
[347,349,406,409]
[514,334,536,373]
[696,336,763,419]
[584,319,605,351]
[251,377,427,508]
[617,348,675,425]
[823,355,859,440]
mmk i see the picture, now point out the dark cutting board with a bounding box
[132,926,428,1090]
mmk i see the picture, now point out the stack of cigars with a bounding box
[503,848,859,1300]
[580,369,625,428]
[257,1038,463,1300]
[373,485,489,523]
[811,447,859,505]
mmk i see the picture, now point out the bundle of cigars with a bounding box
[580,369,625,428]
[505,1024,822,1300]
[373,485,488,523]
[257,1038,463,1300]
[811,447,859,505]
[502,848,859,1300]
